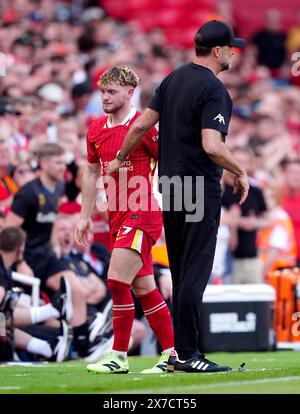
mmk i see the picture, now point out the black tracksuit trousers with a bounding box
[163,195,221,359]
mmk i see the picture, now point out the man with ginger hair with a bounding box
[75,66,174,374]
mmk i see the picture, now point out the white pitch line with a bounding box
[0,386,21,390]
[181,376,300,390]
[0,363,48,368]
[0,362,83,368]
[127,367,284,375]
[115,376,300,394]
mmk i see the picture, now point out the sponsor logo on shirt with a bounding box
[103,160,133,173]
[213,113,225,125]
[36,212,57,223]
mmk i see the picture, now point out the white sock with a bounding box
[163,347,174,355]
[30,304,60,324]
[112,349,128,360]
[27,337,52,358]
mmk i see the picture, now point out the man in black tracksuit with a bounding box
[107,20,249,373]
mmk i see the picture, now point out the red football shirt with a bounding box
[86,108,162,236]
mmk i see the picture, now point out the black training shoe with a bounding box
[51,276,73,322]
[173,352,232,373]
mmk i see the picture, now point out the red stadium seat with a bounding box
[165,26,198,47]
[155,9,185,28]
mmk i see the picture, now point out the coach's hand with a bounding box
[233,172,249,205]
[107,158,123,175]
[75,219,93,247]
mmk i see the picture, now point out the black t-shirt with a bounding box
[64,248,106,280]
[64,250,94,278]
[11,178,64,251]
[222,182,267,258]
[149,63,233,197]
[252,30,286,70]
[65,161,80,202]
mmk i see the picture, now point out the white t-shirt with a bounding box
[268,207,292,251]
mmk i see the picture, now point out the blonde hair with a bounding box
[97,66,139,89]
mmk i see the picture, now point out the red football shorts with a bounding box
[112,224,162,276]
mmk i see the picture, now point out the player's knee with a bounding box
[132,276,156,296]
[132,285,152,296]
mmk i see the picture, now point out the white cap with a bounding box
[38,83,64,103]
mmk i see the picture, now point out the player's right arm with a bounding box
[75,161,101,247]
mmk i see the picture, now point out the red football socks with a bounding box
[137,288,174,351]
[107,279,135,352]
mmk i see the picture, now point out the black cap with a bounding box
[195,20,246,48]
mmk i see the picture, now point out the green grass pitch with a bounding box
[0,351,299,394]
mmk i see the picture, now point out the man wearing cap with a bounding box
[107,21,249,373]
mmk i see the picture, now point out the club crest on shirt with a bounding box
[80,261,89,272]
[69,262,76,271]
[38,193,46,206]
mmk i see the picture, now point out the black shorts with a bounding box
[22,324,60,350]
[25,245,71,288]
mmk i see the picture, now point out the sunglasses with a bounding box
[15,168,33,174]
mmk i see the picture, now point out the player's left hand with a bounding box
[107,158,123,175]
[75,218,93,247]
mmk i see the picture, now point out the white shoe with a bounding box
[88,299,112,343]
[52,320,73,362]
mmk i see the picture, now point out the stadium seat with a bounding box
[11,271,41,306]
